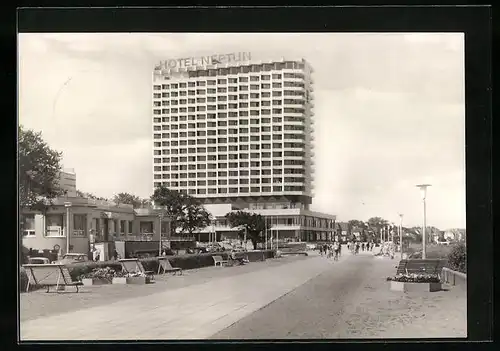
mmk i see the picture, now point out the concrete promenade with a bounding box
[21,253,350,340]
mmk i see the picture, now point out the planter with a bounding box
[390,280,442,292]
[82,278,112,286]
[126,276,152,285]
[112,277,128,285]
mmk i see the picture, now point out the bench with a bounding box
[23,264,83,293]
[213,255,228,267]
[396,259,446,277]
[119,258,155,279]
[157,257,183,275]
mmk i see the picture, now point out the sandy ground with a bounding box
[212,254,466,339]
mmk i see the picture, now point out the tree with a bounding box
[225,211,266,249]
[367,217,389,241]
[140,198,152,208]
[75,190,108,201]
[178,197,212,236]
[19,126,63,265]
[19,126,64,211]
[113,192,142,208]
[150,185,209,237]
[347,220,366,241]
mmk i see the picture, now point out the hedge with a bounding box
[20,266,28,292]
[446,242,466,274]
[20,250,277,286]
[66,250,276,280]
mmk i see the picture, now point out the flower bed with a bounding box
[387,273,442,292]
[78,267,116,283]
[386,273,440,283]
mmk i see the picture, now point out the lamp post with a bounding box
[398,213,404,259]
[64,202,72,254]
[159,212,164,256]
[244,226,247,250]
[264,216,268,250]
[416,184,431,259]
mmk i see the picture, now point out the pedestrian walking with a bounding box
[319,245,324,256]
[333,242,340,261]
[93,248,101,262]
[323,244,329,258]
[338,242,342,257]
[326,244,332,259]
[355,242,360,255]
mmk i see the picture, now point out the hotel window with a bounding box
[262,92,271,98]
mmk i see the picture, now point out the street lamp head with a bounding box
[416,184,431,200]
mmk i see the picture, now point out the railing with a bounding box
[441,267,466,287]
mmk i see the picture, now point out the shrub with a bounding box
[67,261,122,281]
[19,266,28,292]
[446,242,466,273]
[66,250,276,280]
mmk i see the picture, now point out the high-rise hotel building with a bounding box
[152,53,336,243]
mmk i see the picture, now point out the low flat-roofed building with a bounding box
[21,196,171,260]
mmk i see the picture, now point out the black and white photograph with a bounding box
[18,30,469,340]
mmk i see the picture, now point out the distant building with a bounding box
[444,228,466,242]
[57,168,77,197]
[335,222,349,242]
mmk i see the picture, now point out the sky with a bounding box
[18,33,465,229]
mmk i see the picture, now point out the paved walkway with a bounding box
[21,253,352,340]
